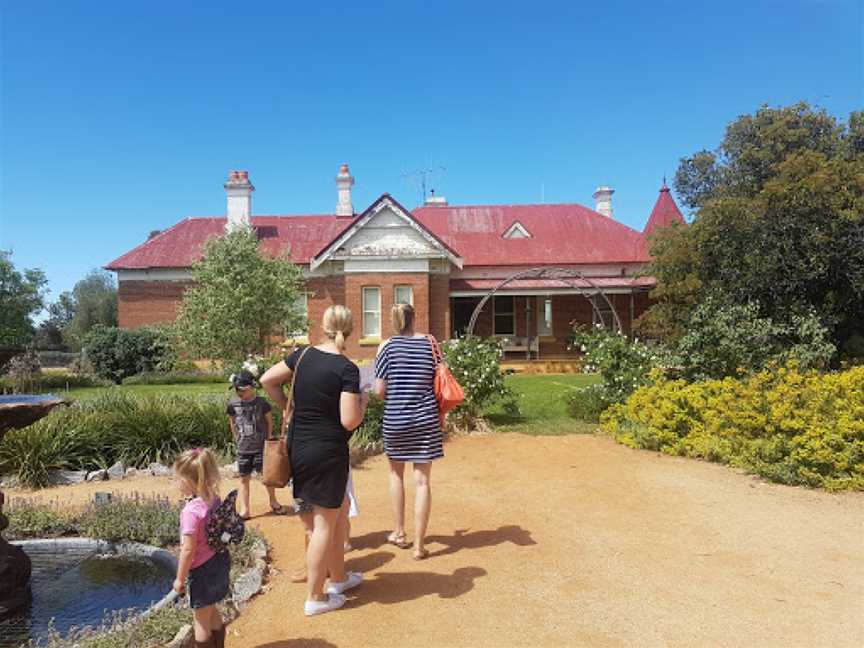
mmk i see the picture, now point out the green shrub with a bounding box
[83,325,178,384]
[441,336,520,426]
[672,297,836,381]
[568,326,660,403]
[38,350,79,368]
[601,363,864,490]
[351,394,384,451]
[0,392,232,487]
[77,494,181,546]
[5,498,75,539]
[122,371,225,385]
[566,384,611,422]
[0,372,106,393]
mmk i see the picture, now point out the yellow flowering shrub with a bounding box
[601,364,864,490]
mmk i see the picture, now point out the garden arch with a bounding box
[465,266,624,338]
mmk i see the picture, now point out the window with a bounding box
[537,297,553,336]
[394,285,413,305]
[493,295,515,335]
[502,221,532,239]
[362,287,381,338]
[290,293,308,335]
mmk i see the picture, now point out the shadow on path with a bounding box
[345,550,395,573]
[344,566,487,608]
[424,525,536,558]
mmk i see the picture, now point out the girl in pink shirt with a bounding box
[173,448,229,648]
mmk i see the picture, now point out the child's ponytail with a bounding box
[174,447,220,501]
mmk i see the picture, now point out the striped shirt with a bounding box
[375,336,443,463]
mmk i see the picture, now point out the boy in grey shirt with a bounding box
[227,370,287,518]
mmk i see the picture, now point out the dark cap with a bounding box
[232,369,257,390]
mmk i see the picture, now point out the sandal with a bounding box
[413,548,430,561]
[270,503,289,515]
[387,532,412,549]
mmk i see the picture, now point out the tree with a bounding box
[175,229,305,371]
[0,250,47,348]
[638,104,864,358]
[63,270,118,349]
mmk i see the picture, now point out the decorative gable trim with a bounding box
[502,221,532,239]
[311,194,463,271]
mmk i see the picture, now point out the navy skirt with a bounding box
[188,551,230,608]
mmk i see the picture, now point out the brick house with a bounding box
[106,166,684,360]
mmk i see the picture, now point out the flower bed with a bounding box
[601,363,864,490]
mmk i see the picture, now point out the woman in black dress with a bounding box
[261,305,368,616]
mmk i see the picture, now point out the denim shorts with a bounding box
[188,550,230,608]
[237,453,263,476]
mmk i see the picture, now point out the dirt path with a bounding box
[9,434,864,647]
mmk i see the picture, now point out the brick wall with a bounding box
[429,274,451,342]
[118,281,192,329]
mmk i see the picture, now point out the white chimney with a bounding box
[224,170,254,232]
[424,189,448,207]
[592,186,614,218]
[336,163,354,216]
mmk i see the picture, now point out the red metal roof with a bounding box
[643,183,686,236]
[107,193,683,270]
[106,215,348,269]
[412,203,651,266]
[450,277,655,291]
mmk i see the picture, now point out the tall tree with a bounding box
[639,104,864,355]
[175,229,305,371]
[0,250,47,348]
[63,270,118,349]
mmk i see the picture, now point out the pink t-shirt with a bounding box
[180,496,219,569]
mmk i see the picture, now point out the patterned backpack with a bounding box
[205,489,245,553]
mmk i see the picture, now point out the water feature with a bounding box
[0,541,175,646]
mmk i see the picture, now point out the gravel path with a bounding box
[10,433,864,647]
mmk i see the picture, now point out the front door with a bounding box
[451,297,482,337]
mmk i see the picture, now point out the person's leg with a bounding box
[327,496,349,584]
[192,606,213,644]
[307,505,341,602]
[413,462,432,559]
[344,518,352,552]
[291,511,313,582]
[209,605,224,648]
[239,474,251,517]
[266,484,281,509]
[388,459,407,543]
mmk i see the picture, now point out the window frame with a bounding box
[537,297,553,337]
[394,284,414,306]
[362,286,382,338]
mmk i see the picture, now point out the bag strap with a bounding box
[425,334,443,366]
[282,346,310,437]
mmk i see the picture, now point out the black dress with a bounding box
[285,346,360,509]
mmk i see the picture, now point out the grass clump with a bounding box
[122,372,224,385]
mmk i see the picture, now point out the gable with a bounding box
[311,194,463,270]
[503,221,531,239]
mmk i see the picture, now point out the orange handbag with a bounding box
[426,335,465,417]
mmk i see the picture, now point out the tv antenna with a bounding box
[401,165,446,204]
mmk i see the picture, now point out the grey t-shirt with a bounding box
[226,396,272,455]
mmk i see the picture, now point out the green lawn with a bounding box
[63,382,228,400]
[484,373,601,435]
[61,373,600,435]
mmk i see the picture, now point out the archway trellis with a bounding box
[465,266,624,340]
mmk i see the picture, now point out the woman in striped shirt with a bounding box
[374,303,442,560]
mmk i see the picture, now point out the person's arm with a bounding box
[173,533,196,593]
[340,391,368,431]
[260,362,292,412]
[264,410,273,438]
[228,416,237,442]
[373,378,387,400]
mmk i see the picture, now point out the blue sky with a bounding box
[1,0,861,309]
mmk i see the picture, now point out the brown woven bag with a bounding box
[262,347,309,488]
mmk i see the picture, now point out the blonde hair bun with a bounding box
[323,305,353,351]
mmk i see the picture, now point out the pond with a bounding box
[0,542,173,647]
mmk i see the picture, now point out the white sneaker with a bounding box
[304,593,346,616]
[325,571,363,595]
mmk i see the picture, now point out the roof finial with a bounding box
[660,175,670,192]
